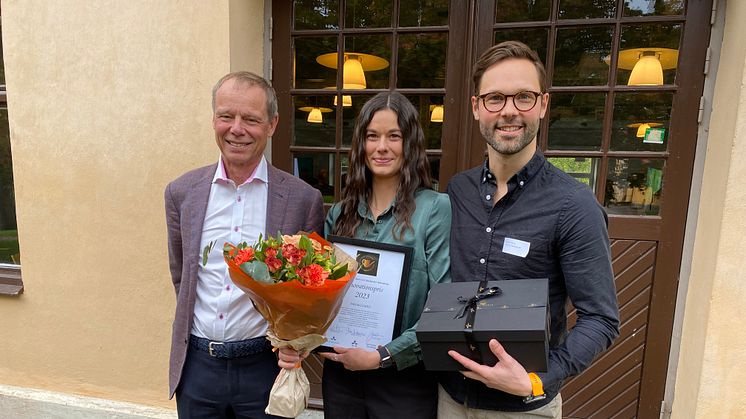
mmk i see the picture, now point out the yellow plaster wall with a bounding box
[673,1,746,417]
[0,0,264,409]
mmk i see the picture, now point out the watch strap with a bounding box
[523,373,546,404]
[377,346,393,369]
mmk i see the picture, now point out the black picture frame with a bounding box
[317,235,413,352]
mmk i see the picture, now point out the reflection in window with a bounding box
[397,33,448,88]
[293,96,337,147]
[294,37,338,89]
[605,158,664,216]
[494,28,549,67]
[399,0,449,27]
[624,0,684,16]
[294,0,339,30]
[547,93,606,151]
[294,153,336,203]
[611,92,671,152]
[495,0,550,23]
[343,35,392,89]
[559,0,616,19]
[405,95,444,150]
[346,0,392,28]
[548,157,599,192]
[616,23,681,86]
[554,26,613,86]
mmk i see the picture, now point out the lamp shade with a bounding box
[307,108,323,123]
[628,52,664,86]
[636,123,651,138]
[430,105,444,123]
[334,95,353,107]
[343,56,366,89]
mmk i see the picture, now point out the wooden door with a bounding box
[272,1,713,416]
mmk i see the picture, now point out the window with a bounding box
[0,5,23,295]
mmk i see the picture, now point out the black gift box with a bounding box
[416,278,549,372]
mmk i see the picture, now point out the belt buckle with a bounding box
[208,341,224,357]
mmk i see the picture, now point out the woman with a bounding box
[279,91,451,418]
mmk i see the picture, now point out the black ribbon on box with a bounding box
[454,280,502,363]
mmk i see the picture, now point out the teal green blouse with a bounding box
[325,188,452,370]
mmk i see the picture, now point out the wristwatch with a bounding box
[523,373,546,404]
[376,346,394,369]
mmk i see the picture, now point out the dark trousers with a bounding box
[322,359,437,419]
[176,344,282,419]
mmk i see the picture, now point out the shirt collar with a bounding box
[213,155,269,186]
[481,149,546,186]
[356,196,397,220]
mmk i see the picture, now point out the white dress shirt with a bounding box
[191,156,269,342]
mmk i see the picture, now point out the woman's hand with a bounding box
[277,347,309,370]
[319,346,381,371]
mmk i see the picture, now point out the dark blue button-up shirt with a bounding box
[440,151,620,411]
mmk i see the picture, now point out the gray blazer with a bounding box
[164,162,324,398]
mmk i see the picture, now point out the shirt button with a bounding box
[519,180,525,187]
[486,227,492,233]
[377,220,383,224]
[226,285,231,291]
[479,258,486,264]
[234,226,239,232]
[219,313,224,320]
[485,195,491,201]
[237,196,242,202]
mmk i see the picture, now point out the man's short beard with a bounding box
[481,118,540,156]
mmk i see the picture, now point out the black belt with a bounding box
[189,335,271,359]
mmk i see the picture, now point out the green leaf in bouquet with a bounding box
[328,262,349,280]
[201,241,216,266]
[240,260,273,283]
[299,235,315,266]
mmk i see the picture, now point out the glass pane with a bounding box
[616,23,682,86]
[0,108,18,264]
[494,28,549,67]
[605,158,664,216]
[294,36,338,89]
[346,0,393,28]
[495,0,550,23]
[293,96,337,147]
[405,95,444,150]
[547,157,600,192]
[341,154,350,194]
[611,92,672,152]
[624,0,684,16]
[293,153,336,203]
[553,26,613,86]
[559,0,616,19]
[342,94,375,147]
[547,93,606,151]
[294,0,339,30]
[343,35,392,89]
[397,33,448,88]
[399,0,449,27]
[429,156,441,191]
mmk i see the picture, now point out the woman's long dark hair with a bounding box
[333,91,432,240]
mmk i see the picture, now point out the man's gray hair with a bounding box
[211,71,278,118]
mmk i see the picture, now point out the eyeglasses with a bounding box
[477,90,543,113]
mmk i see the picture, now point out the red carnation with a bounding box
[233,247,255,265]
[297,264,329,287]
[282,243,306,266]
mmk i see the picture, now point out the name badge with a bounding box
[502,237,530,258]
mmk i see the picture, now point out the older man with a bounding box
[165,71,324,418]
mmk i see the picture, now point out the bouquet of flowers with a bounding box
[222,231,357,417]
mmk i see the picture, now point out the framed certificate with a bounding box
[319,235,413,351]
